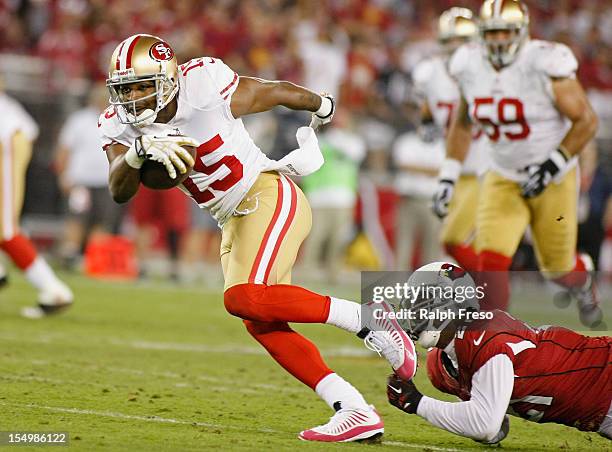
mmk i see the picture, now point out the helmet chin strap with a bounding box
[127,108,158,128]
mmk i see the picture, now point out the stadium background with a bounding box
[0,0,610,277]
[0,2,611,450]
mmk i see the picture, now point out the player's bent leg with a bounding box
[0,234,73,318]
[476,250,512,311]
[243,320,333,388]
[475,172,529,311]
[224,283,331,323]
[243,320,384,443]
[528,168,601,326]
[225,286,417,379]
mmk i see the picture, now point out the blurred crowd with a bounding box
[0,0,611,282]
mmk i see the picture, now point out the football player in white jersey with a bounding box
[431,0,601,326]
[414,7,487,272]
[99,34,417,442]
[0,90,73,318]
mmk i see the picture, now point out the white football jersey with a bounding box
[0,93,39,142]
[413,56,487,176]
[99,57,273,225]
[449,40,578,182]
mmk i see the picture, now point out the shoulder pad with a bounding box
[448,43,478,80]
[527,40,578,78]
[179,57,239,110]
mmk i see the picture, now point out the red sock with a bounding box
[0,234,38,270]
[243,320,333,389]
[552,255,588,289]
[444,244,479,272]
[477,250,513,311]
[224,283,331,323]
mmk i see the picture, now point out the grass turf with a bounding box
[0,272,609,451]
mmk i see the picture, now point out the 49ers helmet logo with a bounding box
[149,42,174,61]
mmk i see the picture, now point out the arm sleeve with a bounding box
[416,354,514,442]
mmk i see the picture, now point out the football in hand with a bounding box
[139,144,197,190]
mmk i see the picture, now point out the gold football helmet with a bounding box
[438,7,477,55]
[479,0,530,67]
[106,34,179,127]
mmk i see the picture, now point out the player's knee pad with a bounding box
[224,283,265,320]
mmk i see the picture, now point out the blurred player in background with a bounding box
[300,107,366,283]
[421,7,488,272]
[386,261,611,443]
[392,130,444,270]
[432,0,600,325]
[99,34,417,442]
[0,89,73,318]
[55,82,125,269]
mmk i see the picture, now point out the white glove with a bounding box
[431,158,462,219]
[126,135,199,179]
[309,94,335,130]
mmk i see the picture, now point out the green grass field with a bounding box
[0,272,609,451]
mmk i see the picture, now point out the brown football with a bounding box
[140,145,197,190]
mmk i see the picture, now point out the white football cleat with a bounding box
[359,301,417,380]
[299,405,383,442]
[21,280,74,319]
[572,254,602,327]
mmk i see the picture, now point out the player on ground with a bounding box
[100,34,417,442]
[0,90,73,318]
[386,261,611,443]
[415,7,487,271]
[431,0,600,325]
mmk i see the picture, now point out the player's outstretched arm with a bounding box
[230,76,331,120]
[553,77,598,157]
[390,355,513,443]
[106,142,141,203]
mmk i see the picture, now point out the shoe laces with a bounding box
[363,330,401,368]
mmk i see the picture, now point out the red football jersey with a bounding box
[454,310,611,432]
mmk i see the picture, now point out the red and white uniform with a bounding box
[98,57,274,226]
[449,40,578,182]
[419,311,611,441]
[412,56,487,176]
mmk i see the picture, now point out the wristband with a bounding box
[438,158,462,183]
[124,139,145,169]
[315,96,333,118]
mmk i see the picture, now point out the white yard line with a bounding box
[0,332,373,357]
[0,401,474,451]
[0,401,278,434]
